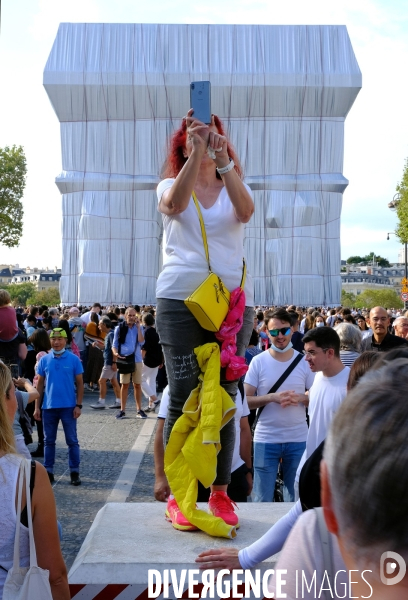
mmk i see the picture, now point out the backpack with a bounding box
[16,390,33,446]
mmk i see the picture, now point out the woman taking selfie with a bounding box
[0,362,70,599]
[156,109,254,531]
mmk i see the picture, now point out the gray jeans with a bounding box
[156,299,254,485]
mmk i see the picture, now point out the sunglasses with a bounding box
[268,327,291,337]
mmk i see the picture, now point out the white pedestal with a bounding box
[69,502,294,599]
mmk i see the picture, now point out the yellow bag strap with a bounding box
[192,191,211,272]
[192,191,247,290]
[240,258,247,291]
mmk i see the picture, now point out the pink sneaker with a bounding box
[208,491,240,528]
[165,498,198,531]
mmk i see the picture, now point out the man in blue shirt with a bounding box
[112,306,146,420]
[34,328,84,485]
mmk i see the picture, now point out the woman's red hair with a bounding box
[161,115,243,179]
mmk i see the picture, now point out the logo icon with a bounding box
[380,551,406,585]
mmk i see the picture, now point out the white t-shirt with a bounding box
[244,350,315,444]
[231,386,250,473]
[156,179,254,306]
[296,366,349,481]
[158,384,250,474]
[80,310,94,325]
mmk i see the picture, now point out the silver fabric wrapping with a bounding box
[44,23,361,305]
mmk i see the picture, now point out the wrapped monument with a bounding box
[44,24,361,305]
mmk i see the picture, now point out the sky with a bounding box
[1,0,408,269]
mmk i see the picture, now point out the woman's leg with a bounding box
[214,306,254,487]
[156,299,213,445]
[141,364,158,405]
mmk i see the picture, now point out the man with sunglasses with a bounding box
[244,308,315,502]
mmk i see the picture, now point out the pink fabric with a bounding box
[215,287,248,381]
[0,306,18,342]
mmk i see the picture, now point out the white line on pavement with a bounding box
[106,416,157,503]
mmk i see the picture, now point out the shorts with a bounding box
[119,361,142,385]
[100,365,117,380]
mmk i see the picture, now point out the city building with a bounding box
[0,265,61,290]
[398,246,407,265]
[341,264,405,295]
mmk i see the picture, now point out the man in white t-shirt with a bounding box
[245,308,315,502]
[294,326,350,499]
[80,302,102,325]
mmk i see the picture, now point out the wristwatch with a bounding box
[76,404,83,409]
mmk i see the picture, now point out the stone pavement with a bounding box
[28,386,159,569]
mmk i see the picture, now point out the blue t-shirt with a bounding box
[37,351,83,409]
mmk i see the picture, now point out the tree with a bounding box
[346,256,363,264]
[370,255,391,268]
[396,157,408,245]
[346,254,390,267]
[3,282,37,306]
[354,289,403,310]
[0,145,27,247]
[27,288,61,307]
[341,289,356,308]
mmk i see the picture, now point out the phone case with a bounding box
[190,81,211,124]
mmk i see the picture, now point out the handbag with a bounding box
[3,459,53,600]
[116,353,136,375]
[184,191,246,332]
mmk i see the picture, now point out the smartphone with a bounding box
[190,81,211,124]
[10,364,19,379]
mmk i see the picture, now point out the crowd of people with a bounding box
[1,291,407,598]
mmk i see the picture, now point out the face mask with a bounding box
[271,341,293,353]
[53,349,66,355]
[316,322,325,328]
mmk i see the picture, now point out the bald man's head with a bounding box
[369,306,390,342]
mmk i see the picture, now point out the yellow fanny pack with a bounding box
[184,192,246,332]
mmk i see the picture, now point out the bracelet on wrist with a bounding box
[216,159,235,175]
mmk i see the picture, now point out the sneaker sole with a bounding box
[165,510,198,531]
[109,405,122,409]
[90,406,106,409]
[208,508,240,529]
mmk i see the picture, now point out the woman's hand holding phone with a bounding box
[186,110,229,167]
[185,108,210,156]
[208,126,229,168]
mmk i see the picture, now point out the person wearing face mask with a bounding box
[313,314,326,328]
[244,308,315,502]
[33,329,84,486]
